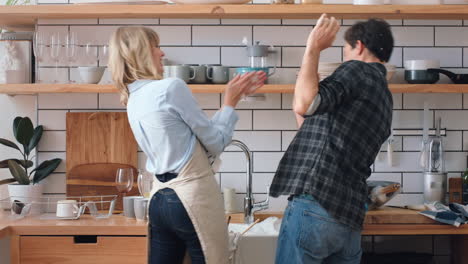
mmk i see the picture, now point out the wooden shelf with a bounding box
[2,4,468,31]
[1,83,468,95]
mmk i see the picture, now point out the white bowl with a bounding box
[404,60,440,70]
[78,67,106,84]
[353,0,384,4]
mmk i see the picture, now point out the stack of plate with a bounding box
[318,62,341,80]
[385,64,396,82]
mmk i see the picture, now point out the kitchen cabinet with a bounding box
[1,83,468,95]
[2,210,468,263]
[0,215,148,264]
[20,236,146,264]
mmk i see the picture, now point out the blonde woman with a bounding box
[108,26,266,264]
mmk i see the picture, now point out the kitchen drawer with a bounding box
[20,235,147,264]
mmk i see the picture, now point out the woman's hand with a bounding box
[223,71,267,108]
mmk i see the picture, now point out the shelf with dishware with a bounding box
[2,4,468,31]
[1,83,468,95]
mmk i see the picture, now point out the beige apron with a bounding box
[148,141,230,264]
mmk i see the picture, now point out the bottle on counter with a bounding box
[463,156,468,205]
[463,173,468,204]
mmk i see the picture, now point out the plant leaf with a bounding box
[15,117,34,155]
[13,116,22,140]
[8,160,30,185]
[0,138,20,151]
[0,159,33,169]
[27,126,43,153]
[0,178,16,185]
[32,158,62,184]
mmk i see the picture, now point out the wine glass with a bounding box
[115,168,134,199]
[98,45,108,67]
[50,33,62,83]
[33,32,46,83]
[65,32,77,83]
[137,170,154,198]
[84,42,97,65]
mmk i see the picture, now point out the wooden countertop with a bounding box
[0,215,147,238]
[1,207,467,238]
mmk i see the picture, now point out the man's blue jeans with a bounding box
[275,195,362,264]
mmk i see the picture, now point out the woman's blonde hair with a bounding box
[108,26,162,106]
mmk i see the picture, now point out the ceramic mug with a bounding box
[134,197,150,221]
[169,65,197,83]
[123,196,142,218]
[190,65,208,84]
[206,66,230,84]
[56,200,79,218]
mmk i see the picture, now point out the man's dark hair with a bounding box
[344,18,394,63]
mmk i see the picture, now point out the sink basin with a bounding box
[228,217,281,264]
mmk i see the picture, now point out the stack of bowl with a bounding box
[385,64,396,82]
[318,62,342,81]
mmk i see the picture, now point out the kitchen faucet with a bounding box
[228,140,269,224]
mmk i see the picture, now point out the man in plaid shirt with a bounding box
[271,14,394,264]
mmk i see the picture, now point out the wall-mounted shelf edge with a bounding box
[1,83,468,95]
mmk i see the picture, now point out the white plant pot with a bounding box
[7,183,44,214]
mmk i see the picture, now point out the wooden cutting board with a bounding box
[66,112,139,211]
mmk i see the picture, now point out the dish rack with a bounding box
[0,195,117,220]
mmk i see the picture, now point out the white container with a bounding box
[8,183,44,214]
[78,66,105,84]
[56,200,79,218]
[353,0,384,4]
[390,0,441,4]
[223,188,236,213]
[404,60,440,70]
[134,197,149,221]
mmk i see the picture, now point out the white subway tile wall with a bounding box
[31,14,468,261]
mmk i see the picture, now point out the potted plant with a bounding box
[0,116,62,205]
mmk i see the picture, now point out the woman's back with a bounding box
[127,78,198,175]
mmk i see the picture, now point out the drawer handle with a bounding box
[74,235,98,244]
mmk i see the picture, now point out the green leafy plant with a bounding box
[0,116,62,185]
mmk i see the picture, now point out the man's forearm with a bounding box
[293,48,320,116]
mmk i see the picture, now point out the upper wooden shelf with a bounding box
[0,83,467,95]
[2,4,468,31]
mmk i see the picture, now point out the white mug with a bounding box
[56,200,79,218]
[134,198,149,221]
